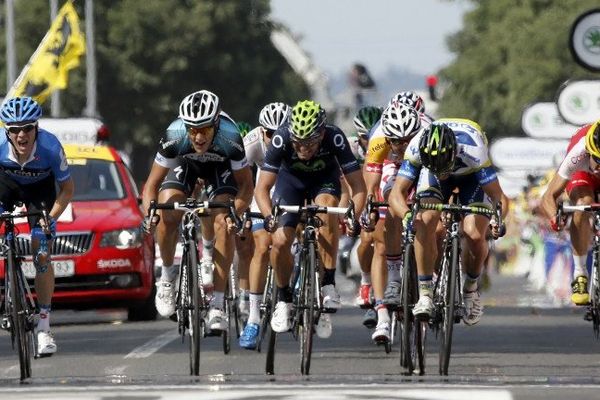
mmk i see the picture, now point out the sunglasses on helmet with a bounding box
[5,124,36,134]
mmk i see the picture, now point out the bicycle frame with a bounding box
[0,206,50,381]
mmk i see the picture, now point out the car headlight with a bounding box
[100,228,143,249]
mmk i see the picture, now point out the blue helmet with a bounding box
[0,97,42,125]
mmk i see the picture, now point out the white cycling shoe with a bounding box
[36,330,57,357]
[155,280,176,317]
[271,301,293,333]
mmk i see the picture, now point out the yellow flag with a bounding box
[7,1,85,104]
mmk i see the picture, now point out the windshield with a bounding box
[68,159,125,201]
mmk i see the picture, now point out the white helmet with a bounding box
[258,102,290,130]
[388,91,426,114]
[178,90,220,127]
[381,103,421,140]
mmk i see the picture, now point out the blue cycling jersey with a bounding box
[0,129,71,185]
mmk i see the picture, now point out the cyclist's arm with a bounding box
[344,169,367,215]
[389,175,414,219]
[142,162,169,214]
[481,179,509,217]
[540,173,568,220]
[255,169,277,217]
[363,169,382,199]
[232,165,254,213]
[51,177,74,220]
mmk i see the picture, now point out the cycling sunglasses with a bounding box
[591,154,600,165]
[5,124,36,134]
[385,136,413,146]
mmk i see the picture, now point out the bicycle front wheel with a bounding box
[184,241,201,375]
[299,242,316,375]
[439,236,459,376]
[401,242,424,375]
[8,252,32,380]
[257,266,274,353]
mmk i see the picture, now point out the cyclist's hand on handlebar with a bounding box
[549,215,565,232]
[143,214,160,234]
[359,209,378,232]
[264,215,278,233]
[345,217,361,237]
[489,217,506,239]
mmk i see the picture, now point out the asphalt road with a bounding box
[1,271,599,399]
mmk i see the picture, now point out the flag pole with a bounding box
[5,0,17,94]
[50,0,61,116]
[84,0,97,117]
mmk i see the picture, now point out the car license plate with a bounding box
[21,260,75,279]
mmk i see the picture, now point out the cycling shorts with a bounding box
[415,169,492,211]
[272,167,341,228]
[160,157,238,199]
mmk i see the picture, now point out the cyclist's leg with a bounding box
[412,169,445,317]
[381,162,404,305]
[566,173,596,305]
[240,227,271,348]
[371,219,391,341]
[458,176,494,325]
[314,192,342,309]
[22,175,58,354]
[235,233,253,322]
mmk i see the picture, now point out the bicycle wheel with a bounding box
[257,266,274,353]
[229,263,243,339]
[8,251,32,380]
[299,241,316,375]
[222,276,232,355]
[184,241,201,375]
[590,252,600,338]
[265,270,278,375]
[401,242,423,375]
[439,236,459,376]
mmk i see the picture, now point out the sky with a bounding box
[270,0,473,77]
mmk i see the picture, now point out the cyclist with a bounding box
[0,96,74,356]
[389,120,507,325]
[339,106,382,329]
[238,102,290,349]
[540,121,600,305]
[361,102,426,343]
[142,90,253,332]
[255,100,366,333]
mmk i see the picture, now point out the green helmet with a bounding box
[353,106,382,138]
[290,100,326,140]
[237,121,252,138]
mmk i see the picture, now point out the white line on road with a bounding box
[124,330,179,359]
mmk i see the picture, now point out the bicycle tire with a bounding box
[439,236,459,376]
[8,249,32,380]
[265,269,278,375]
[222,276,232,355]
[257,266,274,353]
[401,242,423,375]
[591,252,600,338]
[300,241,316,375]
[185,241,201,375]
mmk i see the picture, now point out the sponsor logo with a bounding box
[223,137,243,152]
[161,139,178,149]
[220,169,231,183]
[291,159,326,172]
[97,259,132,269]
[185,152,226,162]
[8,169,47,178]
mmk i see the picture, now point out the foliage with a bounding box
[438,0,599,139]
[0,0,308,180]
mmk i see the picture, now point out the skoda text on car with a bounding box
[0,144,156,321]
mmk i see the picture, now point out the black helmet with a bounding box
[418,123,457,174]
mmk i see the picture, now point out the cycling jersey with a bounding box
[398,118,497,186]
[0,129,70,185]
[262,124,360,177]
[243,126,268,169]
[154,111,248,172]
[557,124,591,180]
[155,112,249,198]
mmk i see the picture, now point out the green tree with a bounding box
[438,0,599,139]
[1,0,308,181]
